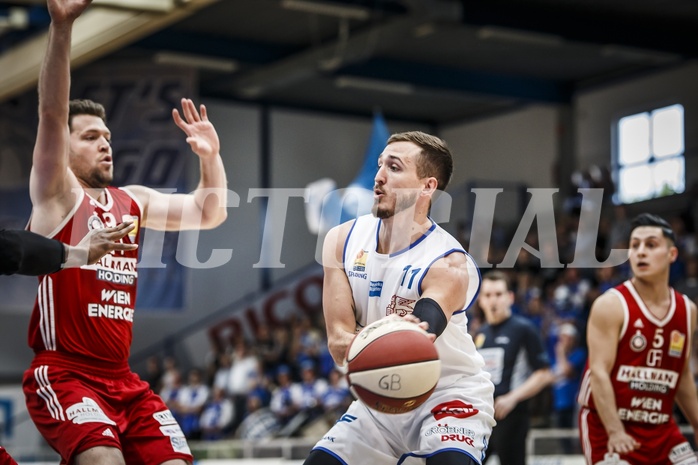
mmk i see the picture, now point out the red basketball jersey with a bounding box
[578,280,691,425]
[28,188,142,368]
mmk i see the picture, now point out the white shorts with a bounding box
[311,375,495,465]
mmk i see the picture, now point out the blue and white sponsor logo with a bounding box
[369,281,383,297]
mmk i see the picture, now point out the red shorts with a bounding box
[579,407,696,465]
[23,355,193,465]
[0,447,18,465]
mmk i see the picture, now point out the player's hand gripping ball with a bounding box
[345,317,441,414]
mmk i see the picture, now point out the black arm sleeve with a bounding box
[0,230,65,276]
[412,297,448,337]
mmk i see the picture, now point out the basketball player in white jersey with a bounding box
[304,131,495,465]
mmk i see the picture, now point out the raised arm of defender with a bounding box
[30,0,92,236]
[125,99,228,231]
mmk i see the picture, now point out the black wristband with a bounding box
[412,298,448,337]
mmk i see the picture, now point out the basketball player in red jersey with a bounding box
[578,213,698,465]
[23,1,228,464]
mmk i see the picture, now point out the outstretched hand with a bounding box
[64,221,139,268]
[172,98,221,160]
[47,0,92,23]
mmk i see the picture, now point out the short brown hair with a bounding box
[481,270,511,291]
[68,99,106,130]
[387,131,453,191]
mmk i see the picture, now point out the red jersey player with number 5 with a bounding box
[578,213,698,465]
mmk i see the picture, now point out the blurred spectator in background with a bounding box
[236,392,280,441]
[675,256,698,302]
[321,368,352,426]
[290,316,325,373]
[200,386,234,441]
[176,368,210,439]
[296,360,328,423]
[226,338,262,434]
[211,350,232,394]
[551,268,591,324]
[160,355,182,394]
[159,368,183,424]
[270,364,302,428]
[551,322,587,452]
[594,265,620,294]
[607,205,631,246]
[143,355,163,393]
[256,324,285,378]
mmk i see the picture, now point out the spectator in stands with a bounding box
[256,323,284,378]
[160,355,182,394]
[321,368,352,425]
[606,205,632,253]
[199,386,234,441]
[176,368,210,439]
[226,338,262,433]
[551,267,591,323]
[236,392,280,441]
[270,364,302,427]
[211,350,232,394]
[297,360,329,423]
[253,324,294,380]
[676,255,698,302]
[159,367,184,427]
[143,355,163,393]
[290,315,325,373]
[521,287,554,337]
[594,264,621,294]
[551,322,587,452]
[159,367,183,410]
[248,371,273,409]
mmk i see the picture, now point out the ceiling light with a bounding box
[281,0,370,20]
[0,0,219,102]
[92,0,179,12]
[477,26,563,47]
[335,76,414,95]
[154,51,238,72]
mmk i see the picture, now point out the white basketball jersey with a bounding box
[344,214,486,383]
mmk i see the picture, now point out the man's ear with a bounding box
[422,177,438,196]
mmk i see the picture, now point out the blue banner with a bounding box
[305,111,390,234]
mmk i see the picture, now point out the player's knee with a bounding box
[426,450,480,465]
[304,449,344,465]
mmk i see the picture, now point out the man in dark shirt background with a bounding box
[475,271,553,465]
